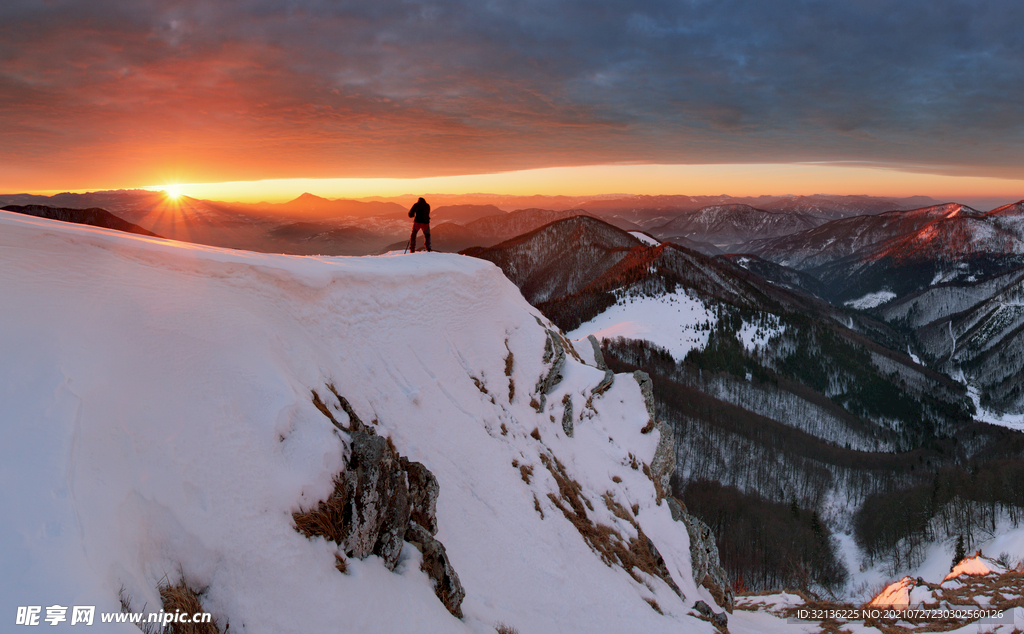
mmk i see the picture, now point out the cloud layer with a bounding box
[3,0,1023,189]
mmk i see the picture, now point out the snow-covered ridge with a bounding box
[0,212,720,633]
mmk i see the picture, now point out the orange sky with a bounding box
[4,1,1023,205]
[121,164,1022,205]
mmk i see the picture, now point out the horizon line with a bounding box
[4,163,1021,207]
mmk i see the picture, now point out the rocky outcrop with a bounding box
[297,388,465,618]
[533,330,567,411]
[587,334,608,370]
[633,371,673,501]
[341,431,412,567]
[561,394,574,438]
[540,452,683,599]
[403,458,439,536]
[406,522,465,617]
[591,369,615,396]
[693,599,729,630]
[667,497,734,613]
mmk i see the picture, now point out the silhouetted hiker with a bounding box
[408,197,431,252]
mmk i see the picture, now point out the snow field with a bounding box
[0,212,714,633]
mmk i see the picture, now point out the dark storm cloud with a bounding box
[2,0,1023,186]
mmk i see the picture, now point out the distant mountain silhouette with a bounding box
[353,193,940,229]
[0,190,170,214]
[428,204,506,224]
[273,193,406,220]
[759,195,933,220]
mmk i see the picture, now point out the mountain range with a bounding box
[648,204,824,248]
[461,211,1024,591]
[0,190,948,257]
[744,202,1024,300]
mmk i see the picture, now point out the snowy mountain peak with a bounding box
[0,210,727,633]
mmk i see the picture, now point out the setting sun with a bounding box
[165,185,182,200]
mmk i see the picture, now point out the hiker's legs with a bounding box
[411,223,429,252]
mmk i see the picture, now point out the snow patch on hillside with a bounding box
[967,386,1024,431]
[845,291,897,309]
[630,231,660,246]
[0,211,713,633]
[567,289,717,361]
[737,316,785,352]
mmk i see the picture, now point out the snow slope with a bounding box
[0,211,717,633]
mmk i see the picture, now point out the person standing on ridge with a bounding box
[408,197,431,252]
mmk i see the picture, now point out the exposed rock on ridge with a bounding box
[297,387,465,618]
[640,369,733,615]
[533,329,567,411]
[634,370,673,500]
[667,498,734,615]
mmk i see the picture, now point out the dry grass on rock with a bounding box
[292,473,347,546]
[539,453,681,597]
[158,582,223,634]
[519,463,534,484]
[121,579,224,634]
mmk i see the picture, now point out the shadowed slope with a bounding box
[2,205,163,237]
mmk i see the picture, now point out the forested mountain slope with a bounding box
[468,215,1024,591]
